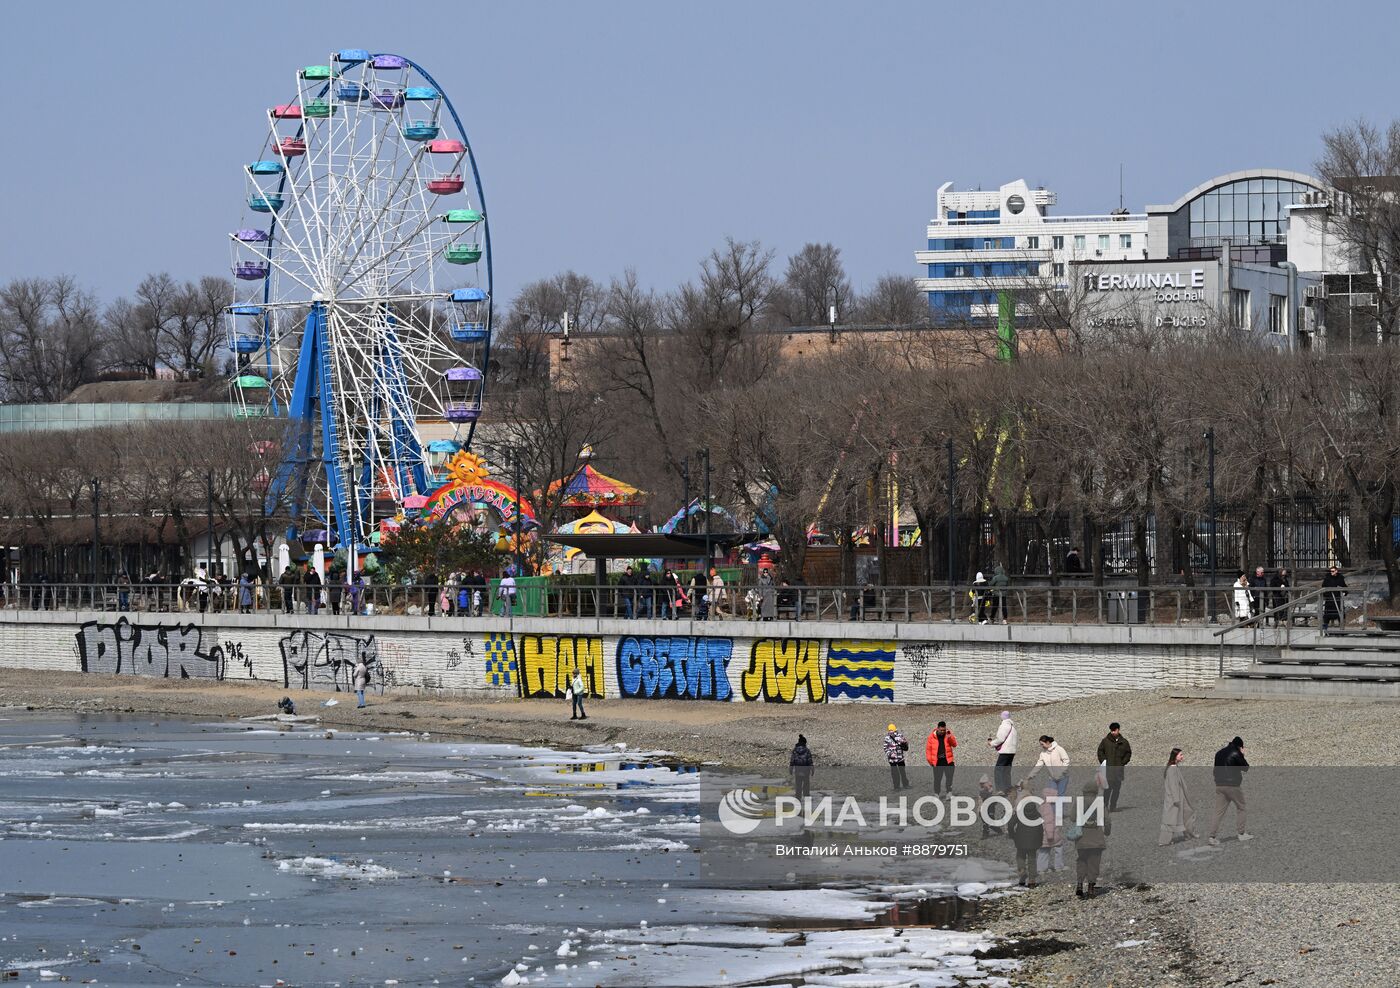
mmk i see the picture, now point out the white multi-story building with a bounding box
[915,179,1148,319]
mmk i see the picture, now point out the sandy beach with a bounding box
[3,670,1397,987]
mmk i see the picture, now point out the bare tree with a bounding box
[852,274,930,326]
[0,276,105,402]
[773,242,853,327]
[161,276,233,379]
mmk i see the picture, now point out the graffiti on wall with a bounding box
[280,630,378,692]
[740,638,825,703]
[902,642,942,691]
[484,632,517,688]
[826,640,896,702]
[616,636,733,700]
[518,634,604,699]
[75,619,225,679]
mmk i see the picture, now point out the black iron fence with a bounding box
[3,580,1371,629]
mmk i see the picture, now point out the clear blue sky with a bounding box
[5,1,1399,308]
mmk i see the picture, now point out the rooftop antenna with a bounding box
[1119,163,1124,212]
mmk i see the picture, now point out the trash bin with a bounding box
[1108,590,1141,625]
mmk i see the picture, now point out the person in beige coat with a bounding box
[1159,747,1196,845]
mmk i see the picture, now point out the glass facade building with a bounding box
[1186,177,1318,247]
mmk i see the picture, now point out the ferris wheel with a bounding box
[226,49,491,547]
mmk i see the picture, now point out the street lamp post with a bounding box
[512,450,524,578]
[206,471,214,577]
[679,457,691,536]
[1205,427,1218,622]
[946,439,956,587]
[697,448,712,572]
[91,478,101,595]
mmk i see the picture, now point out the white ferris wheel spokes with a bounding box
[225,49,492,548]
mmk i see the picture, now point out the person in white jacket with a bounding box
[1023,735,1071,797]
[987,711,1018,791]
[1232,574,1253,622]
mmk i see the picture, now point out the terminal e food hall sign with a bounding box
[1083,267,1211,329]
[1083,268,1206,295]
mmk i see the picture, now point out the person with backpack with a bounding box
[883,723,911,791]
[925,721,958,795]
[789,734,814,803]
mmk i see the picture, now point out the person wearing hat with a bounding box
[883,723,910,791]
[1096,722,1132,812]
[1072,780,1111,898]
[925,721,958,795]
[1208,736,1253,845]
[988,711,1018,791]
[789,733,814,803]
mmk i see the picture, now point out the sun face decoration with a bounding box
[445,450,489,488]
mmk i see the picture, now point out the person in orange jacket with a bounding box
[925,721,958,795]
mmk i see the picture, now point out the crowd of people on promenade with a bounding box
[787,713,1253,899]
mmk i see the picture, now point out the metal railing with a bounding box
[2,579,1369,630]
[1211,585,1365,674]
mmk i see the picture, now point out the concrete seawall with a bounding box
[0,608,1263,706]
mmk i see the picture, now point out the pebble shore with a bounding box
[2,670,1396,987]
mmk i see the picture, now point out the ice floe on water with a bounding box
[276,855,400,880]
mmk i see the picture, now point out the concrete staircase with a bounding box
[1218,633,1400,699]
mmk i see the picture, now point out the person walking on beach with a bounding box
[1208,736,1253,845]
[790,734,814,802]
[925,721,957,795]
[1096,722,1132,812]
[1073,781,1111,898]
[352,655,370,709]
[1024,735,1070,797]
[1008,786,1043,888]
[883,723,911,791]
[1159,747,1196,845]
[568,669,587,720]
[988,711,1017,791]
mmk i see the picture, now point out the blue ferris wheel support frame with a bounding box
[260,51,494,549]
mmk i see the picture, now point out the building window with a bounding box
[1052,235,1064,250]
[1269,294,1286,334]
[1119,234,1132,249]
[983,239,995,249]
[952,265,967,278]
[1231,289,1250,329]
[1053,262,1065,277]
[1074,235,1085,250]
[1026,236,1039,249]
[1097,234,1110,252]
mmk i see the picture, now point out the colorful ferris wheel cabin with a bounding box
[444,244,482,264]
[404,122,440,141]
[234,262,269,280]
[234,229,268,242]
[301,65,333,80]
[427,139,464,154]
[405,87,438,101]
[248,194,285,213]
[233,375,272,416]
[444,209,483,225]
[450,287,488,304]
[303,100,334,118]
[337,83,368,102]
[248,160,283,175]
[278,137,307,157]
[442,367,483,422]
[370,89,403,110]
[272,104,302,119]
[449,322,488,343]
[336,49,370,63]
[371,54,408,70]
[427,174,464,194]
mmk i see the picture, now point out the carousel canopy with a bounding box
[543,531,759,560]
[555,509,631,535]
[544,464,644,507]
